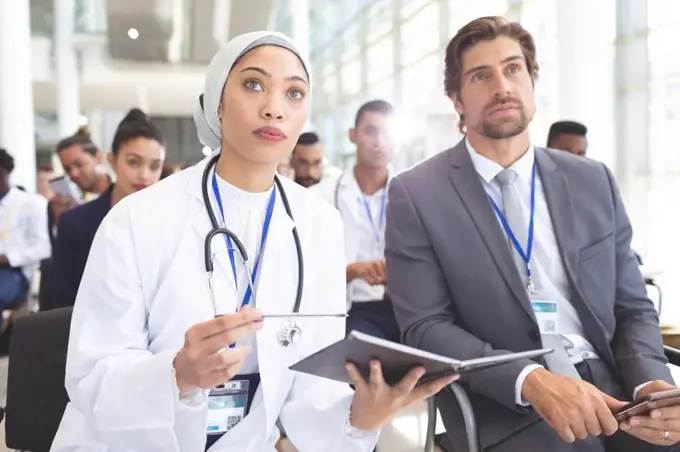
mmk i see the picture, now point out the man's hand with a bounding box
[620,380,680,445]
[347,260,386,285]
[346,360,457,432]
[49,194,79,224]
[174,307,263,393]
[522,368,626,443]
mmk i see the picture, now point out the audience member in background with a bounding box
[37,163,55,200]
[41,109,165,311]
[160,163,187,179]
[547,120,588,157]
[290,131,324,187]
[48,126,112,230]
[277,160,295,180]
[0,148,51,309]
[312,100,400,342]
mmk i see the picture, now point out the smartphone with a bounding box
[49,176,82,201]
[614,388,680,421]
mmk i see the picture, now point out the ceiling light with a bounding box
[128,28,139,40]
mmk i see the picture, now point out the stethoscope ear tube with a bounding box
[204,228,250,273]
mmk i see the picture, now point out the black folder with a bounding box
[290,331,553,385]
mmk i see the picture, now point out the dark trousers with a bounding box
[346,299,401,342]
[485,359,680,452]
[0,268,28,310]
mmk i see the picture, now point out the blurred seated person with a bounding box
[547,121,588,157]
[37,163,55,200]
[290,131,324,187]
[0,148,51,309]
[41,109,165,311]
[547,122,645,266]
[48,126,113,235]
[277,160,295,180]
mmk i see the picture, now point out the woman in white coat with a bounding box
[50,31,455,452]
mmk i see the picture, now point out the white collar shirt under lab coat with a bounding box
[51,155,378,452]
[311,168,395,307]
[0,187,50,281]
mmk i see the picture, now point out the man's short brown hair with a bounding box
[444,16,540,98]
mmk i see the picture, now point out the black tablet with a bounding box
[290,330,553,385]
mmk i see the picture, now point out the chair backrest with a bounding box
[5,307,72,452]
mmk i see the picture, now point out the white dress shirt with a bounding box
[212,174,275,375]
[311,169,395,305]
[465,139,600,405]
[0,187,51,281]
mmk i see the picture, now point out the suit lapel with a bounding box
[536,150,609,353]
[535,149,580,285]
[448,141,535,320]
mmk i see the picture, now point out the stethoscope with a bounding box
[201,154,305,347]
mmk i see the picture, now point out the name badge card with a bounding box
[531,300,559,334]
[206,379,250,435]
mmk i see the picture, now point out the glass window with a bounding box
[648,24,680,80]
[322,74,338,106]
[400,0,432,20]
[400,55,441,113]
[366,0,393,43]
[448,0,509,34]
[341,59,363,96]
[647,0,680,28]
[367,77,396,103]
[341,21,361,62]
[400,2,439,66]
[367,35,394,84]
[649,81,680,173]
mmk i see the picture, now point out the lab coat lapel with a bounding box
[254,187,299,435]
[336,173,364,227]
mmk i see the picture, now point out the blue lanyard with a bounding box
[361,191,387,244]
[488,164,537,293]
[211,172,277,309]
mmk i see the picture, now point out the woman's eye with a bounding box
[127,160,140,168]
[288,89,305,100]
[244,80,263,91]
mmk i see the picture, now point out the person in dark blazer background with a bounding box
[41,109,166,311]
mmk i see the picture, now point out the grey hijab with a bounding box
[193,31,311,151]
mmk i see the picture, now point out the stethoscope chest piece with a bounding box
[278,321,302,347]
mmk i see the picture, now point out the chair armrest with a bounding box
[665,346,680,367]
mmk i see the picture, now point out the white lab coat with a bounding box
[51,155,378,452]
[310,169,395,306]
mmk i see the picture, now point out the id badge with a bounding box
[206,380,250,435]
[531,300,559,334]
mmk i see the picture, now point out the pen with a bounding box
[260,313,348,319]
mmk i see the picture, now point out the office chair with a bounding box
[5,307,72,452]
[426,346,680,452]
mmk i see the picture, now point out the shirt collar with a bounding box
[346,165,396,197]
[0,187,18,209]
[465,137,535,184]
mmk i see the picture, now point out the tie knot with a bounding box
[496,168,518,186]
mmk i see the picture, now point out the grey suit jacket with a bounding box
[385,139,673,450]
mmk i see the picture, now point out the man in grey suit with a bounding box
[385,16,680,452]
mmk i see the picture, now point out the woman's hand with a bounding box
[346,360,458,432]
[174,307,263,393]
